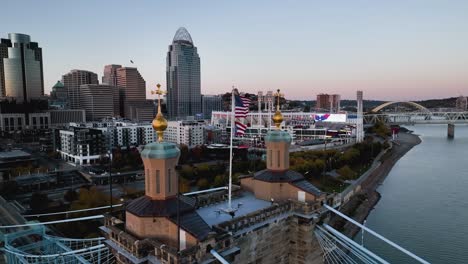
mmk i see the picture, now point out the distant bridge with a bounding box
[371,101,429,113]
[364,111,468,125]
[364,111,468,138]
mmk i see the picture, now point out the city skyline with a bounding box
[2,1,468,101]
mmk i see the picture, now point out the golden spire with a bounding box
[272,89,284,129]
[151,84,167,142]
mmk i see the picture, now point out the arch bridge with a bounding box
[370,101,430,113]
[365,101,468,138]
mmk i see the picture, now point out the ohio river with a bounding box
[363,125,468,263]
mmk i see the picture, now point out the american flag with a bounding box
[234,93,251,118]
[235,121,247,136]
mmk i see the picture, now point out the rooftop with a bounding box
[173,27,193,44]
[196,191,272,226]
[0,150,31,160]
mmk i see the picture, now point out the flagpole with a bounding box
[228,87,235,210]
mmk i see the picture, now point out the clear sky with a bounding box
[2,0,468,100]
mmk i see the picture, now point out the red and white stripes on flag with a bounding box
[235,121,247,136]
[234,94,251,118]
[232,90,251,136]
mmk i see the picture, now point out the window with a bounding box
[269,150,272,167]
[277,150,281,168]
[168,169,171,193]
[146,169,150,193]
[156,170,160,193]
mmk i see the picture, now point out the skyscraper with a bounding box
[115,67,146,118]
[102,64,121,86]
[80,84,116,121]
[0,33,44,102]
[62,70,99,109]
[115,67,146,102]
[166,27,201,120]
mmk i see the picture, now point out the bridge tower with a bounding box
[356,90,364,142]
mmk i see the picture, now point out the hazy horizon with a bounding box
[2,0,468,101]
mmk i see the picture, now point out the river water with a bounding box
[362,125,468,263]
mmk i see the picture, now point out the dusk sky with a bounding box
[2,0,468,101]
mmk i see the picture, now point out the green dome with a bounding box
[264,130,292,143]
[140,142,180,159]
[53,81,64,88]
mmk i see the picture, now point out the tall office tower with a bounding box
[0,33,44,102]
[455,95,467,111]
[201,94,223,119]
[102,64,121,86]
[316,94,341,113]
[80,84,116,121]
[62,70,98,109]
[115,67,146,118]
[166,27,201,120]
[115,67,145,101]
[356,91,364,143]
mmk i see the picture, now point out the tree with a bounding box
[179,177,191,193]
[179,144,189,164]
[213,174,225,187]
[191,146,203,161]
[179,166,195,181]
[338,165,356,180]
[196,178,210,190]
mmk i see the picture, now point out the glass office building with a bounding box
[166,27,201,120]
[0,33,44,102]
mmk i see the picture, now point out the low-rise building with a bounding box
[0,112,50,131]
[60,119,156,150]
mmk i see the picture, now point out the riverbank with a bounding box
[329,132,422,238]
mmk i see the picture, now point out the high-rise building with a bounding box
[202,94,223,119]
[115,67,146,118]
[80,84,116,121]
[455,95,467,111]
[166,27,201,120]
[62,70,98,109]
[0,33,44,102]
[102,64,121,86]
[316,93,341,113]
[116,67,146,102]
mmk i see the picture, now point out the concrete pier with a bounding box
[448,124,455,138]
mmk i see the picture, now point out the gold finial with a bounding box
[151,84,167,142]
[272,89,284,129]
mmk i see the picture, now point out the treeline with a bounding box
[178,159,266,192]
[290,137,387,192]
